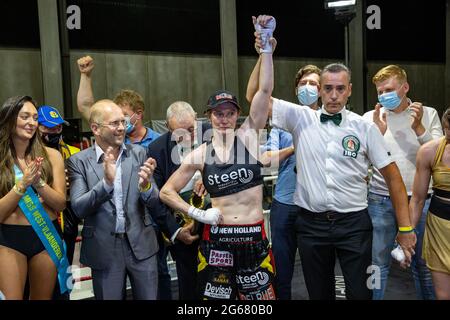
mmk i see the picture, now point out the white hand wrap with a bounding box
[188,206,221,225]
[254,17,276,54]
[391,245,405,263]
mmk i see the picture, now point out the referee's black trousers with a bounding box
[295,207,373,300]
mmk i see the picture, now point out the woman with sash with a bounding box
[410,107,450,300]
[0,96,67,299]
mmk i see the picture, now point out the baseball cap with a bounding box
[37,105,69,128]
[206,90,240,111]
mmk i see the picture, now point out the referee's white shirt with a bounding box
[272,98,393,213]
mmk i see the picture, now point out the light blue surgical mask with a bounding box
[124,113,137,134]
[378,86,404,110]
[297,84,319,106]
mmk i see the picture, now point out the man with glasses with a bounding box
[76,55,173,298]
[67,100,196,299]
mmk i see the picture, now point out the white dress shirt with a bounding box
[272,98,393,213]
[96,143,153,233]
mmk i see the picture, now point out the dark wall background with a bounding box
[365,0,445,63]
[0,0,40,48]
[66,0,221,54]
[236,0,345,59]
[0,0,445,63]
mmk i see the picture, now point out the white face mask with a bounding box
[297,84,319,106]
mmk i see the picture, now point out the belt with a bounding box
[111,232,126,239]
[433,188,450,198]
[299,208,365,221]
[429,196,450,221]
[371,193,432,200]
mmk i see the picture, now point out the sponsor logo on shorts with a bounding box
[213,273,230,285]
[236,271,270,290]
[204,282,232,299]
[216,225,261,235]
[209,225,261,243]
[217,236,254,243]
[239,284,276,300]
[210,226,219,234]
[209,250,233,267]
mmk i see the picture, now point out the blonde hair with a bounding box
[372,65,407,84]
[113,89,145,112]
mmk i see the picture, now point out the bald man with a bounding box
[67,100,196,300]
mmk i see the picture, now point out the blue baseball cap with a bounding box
[37,105,69,128]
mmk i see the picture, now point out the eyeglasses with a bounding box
[95,120,126,129]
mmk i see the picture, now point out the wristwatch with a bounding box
[35,179,46,188]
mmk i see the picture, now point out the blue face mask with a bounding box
[378,87,404,110]
[125,113,137,134]
[297,84,319,106]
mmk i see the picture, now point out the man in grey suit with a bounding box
[67,100,197,300]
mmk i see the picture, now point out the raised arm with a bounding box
[246,55,262,104]
[242,15,275,132]
[410,141,435,227]
[245,35,277,104]
[77,56,95,122]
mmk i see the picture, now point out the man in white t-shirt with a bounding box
[261,60,416,299]
[363,65,442,300]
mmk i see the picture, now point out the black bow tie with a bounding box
[320,113,342,126]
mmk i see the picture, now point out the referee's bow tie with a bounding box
[320,113,342,126]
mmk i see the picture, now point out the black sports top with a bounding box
[202,136,264,198]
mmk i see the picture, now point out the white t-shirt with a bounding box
[272,98,393,213]
[363,104,442,195]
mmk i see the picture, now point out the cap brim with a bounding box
[206,100,241,111]
[39,119,69,128]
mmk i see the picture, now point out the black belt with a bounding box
[433,188,450,198]
[299,208,366,221]
[429,196,450,221]
[376,194,432,200]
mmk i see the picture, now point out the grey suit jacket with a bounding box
[67,144,159,270]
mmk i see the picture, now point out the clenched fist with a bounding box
[77,56,94,76]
